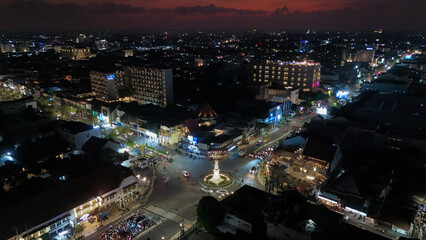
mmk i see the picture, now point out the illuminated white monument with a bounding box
[210,160,222,184]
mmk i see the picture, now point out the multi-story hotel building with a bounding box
[124,66,173,107]
[252,60,321,91]
[90,70,121,101]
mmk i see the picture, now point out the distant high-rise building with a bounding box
[95,40,108,50]
[124,66,173,107]
[90,70,120,101]
[252,60,321,91]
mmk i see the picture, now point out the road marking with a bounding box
[143,205,191,225]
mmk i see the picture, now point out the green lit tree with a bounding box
[87,113,99,125]
[105,131,118,140]
[118,125,131,135]
[125,138,135,148]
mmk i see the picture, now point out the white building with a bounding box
[56,121,100,150]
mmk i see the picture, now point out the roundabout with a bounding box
[199,160,234,189]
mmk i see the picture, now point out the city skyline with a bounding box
[0,0,425,31]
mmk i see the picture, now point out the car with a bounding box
[250,166,257,174]
[201,187,213,193]
[256,140,263,146]
[216,189,228,194]
[182,170,189,177]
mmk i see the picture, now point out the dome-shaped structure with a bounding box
[198,103,217,119]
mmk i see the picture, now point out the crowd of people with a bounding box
[100,211,155,240]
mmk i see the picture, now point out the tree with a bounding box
[125,138,135,148]
[118,125,131,135]
[87,113,99,125]
[105,131,118,140]
[72,223,85,238]
[63,105,77,116]
[196,196,225,232]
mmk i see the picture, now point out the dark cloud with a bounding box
[0,0,424,31]
[88,2,146,14]
[271,6,289,15]
[171,4,266,16]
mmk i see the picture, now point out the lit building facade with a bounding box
[1,166,141,240]
[341,48,375,66]
[158,124,189,145]
[60,47,92,60]
[90,70,121,101]
[95,40,108,50]
[124,66,173,107]
[252,60,321,92]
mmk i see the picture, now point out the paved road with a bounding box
[85,112,316,240]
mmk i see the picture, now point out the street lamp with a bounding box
[175,209,185,237]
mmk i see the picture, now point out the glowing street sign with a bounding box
[336,91,349,99]
[106,74,115,80]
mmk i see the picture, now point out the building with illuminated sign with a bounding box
[124,66,173,107]
[252,60,321,92]
[90,70,121,101]
[0,165,141,240]
[256,83,300,104]
[341,48,375,66]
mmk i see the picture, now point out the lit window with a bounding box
[284,77,288,80]
[283,81,288,84]
[254,65,257,69]
[284,68,289,71]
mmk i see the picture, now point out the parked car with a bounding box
[216,189,228,195]
[182,170,189,177]
[201,187,213,193]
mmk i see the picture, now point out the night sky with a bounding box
[0,0,425,31]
